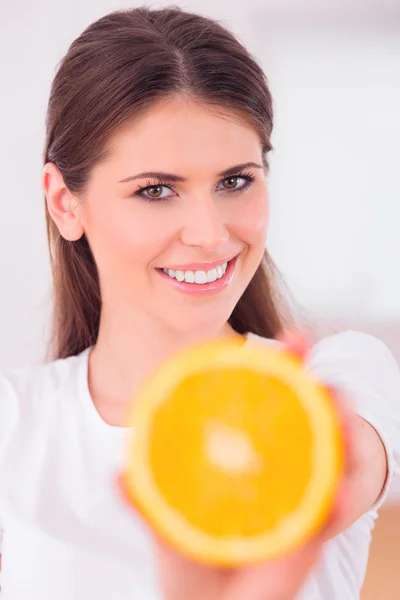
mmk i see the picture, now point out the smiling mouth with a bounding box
[162,261,229,285]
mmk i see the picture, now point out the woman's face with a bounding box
[79,97,269,335]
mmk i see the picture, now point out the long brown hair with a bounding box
[44,6,296,360]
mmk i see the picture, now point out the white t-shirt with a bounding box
[0,330,399,600]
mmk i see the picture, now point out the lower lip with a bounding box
[157,256,239,297]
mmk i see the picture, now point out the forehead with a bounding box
[107,97,263,173]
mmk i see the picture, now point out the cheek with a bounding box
[230,190,269,245]
[82,198,173,272]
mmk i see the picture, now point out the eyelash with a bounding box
[133,171,256,203]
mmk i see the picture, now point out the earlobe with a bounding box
[43,162,85,241]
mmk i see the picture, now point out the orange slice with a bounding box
[121,337,344,566]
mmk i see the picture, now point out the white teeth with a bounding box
[207,268,217,283]
[163,262,229,284]
[194,271,208,284]
[184,271,195,283]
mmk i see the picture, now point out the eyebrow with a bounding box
[118,162,264,184]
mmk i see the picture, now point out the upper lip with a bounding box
[161,254,238,272]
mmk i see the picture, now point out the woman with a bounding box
[0,6,399,600]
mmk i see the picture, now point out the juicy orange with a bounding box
[121,336,344,566]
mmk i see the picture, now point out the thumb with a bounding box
[276,329,311,362]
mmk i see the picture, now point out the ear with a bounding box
[43,162,85,241]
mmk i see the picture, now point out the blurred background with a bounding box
[1,0,399,597]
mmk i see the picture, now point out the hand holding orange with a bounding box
[119,330,345,569]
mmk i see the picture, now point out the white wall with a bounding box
[259,18,400,321]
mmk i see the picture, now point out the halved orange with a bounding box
[121,336,344,566]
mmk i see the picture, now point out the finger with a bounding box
[224,539,323,600]
[154,537,229,600]
[276,329,311,362]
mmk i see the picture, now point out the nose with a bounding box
[179,195,229,250]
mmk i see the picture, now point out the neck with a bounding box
[87,303,242,423]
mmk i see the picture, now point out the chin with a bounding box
[164,304,235,341]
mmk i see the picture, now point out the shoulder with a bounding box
[308,329,398,368]
[297,330,400,426]
[0,352,86,399]
[0,351,89,449]
[247,329,398,372]
[306,330,400,393]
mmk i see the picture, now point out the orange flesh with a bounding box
[149,368,313,537]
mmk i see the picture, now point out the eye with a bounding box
[134,182,176,202]
[222,176,240,189]
[217,173,256,194]
[141,185,171,199]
